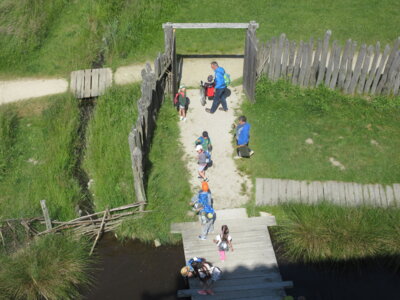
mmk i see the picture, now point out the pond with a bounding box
[83,234,189,300]
[271,230,400,300]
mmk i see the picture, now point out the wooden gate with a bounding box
[162,22,259,101]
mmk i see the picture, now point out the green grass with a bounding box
[1,0,399,77]
[267,203,400,263]
[117,102,192,244]
[0,234,93,300]
[0,95,81,221]
[84,84,139,211]
[237,78,400,184]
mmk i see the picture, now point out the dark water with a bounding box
[270,230,400,300]
[83,234,188,300]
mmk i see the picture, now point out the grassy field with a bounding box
[117,102,193,244]
[84,84,139,211]
[237,78,400,185]
[1,0,399,77]
[0,95,81,221]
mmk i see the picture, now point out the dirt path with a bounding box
[179,87,252,209]
[0,78,68,105]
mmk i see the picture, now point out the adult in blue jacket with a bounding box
[205,61,228,113]
[236,115,254,157]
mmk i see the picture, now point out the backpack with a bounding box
[198,193,209,206]
[211,266,222,281]
[224,73,231,86]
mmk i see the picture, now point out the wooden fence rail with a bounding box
[257,31,400,96]
[128,33,173,208]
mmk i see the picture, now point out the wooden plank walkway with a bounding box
[256,178,400,207]
[172,208,293,299]
[70,68,112,99]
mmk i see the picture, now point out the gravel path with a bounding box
[179,87,252,209]
[0,78,68,105]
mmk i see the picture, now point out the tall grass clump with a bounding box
[238,78,400,184]
[274,203,400,264]
[0,234,93,300]
[84,84,140,211]
[117,102,192,243]
[0,95,81,220]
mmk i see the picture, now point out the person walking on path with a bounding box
[213,225,234,262]
[205,61,228,113]
[198,205,216,240]
[195,131,213,159]
[196,144,209,182]
[190,181,213,213]
[175,85,188,121]
[234,115,254,158]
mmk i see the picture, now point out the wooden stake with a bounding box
[89,208,109,256]
[40,200,52,230]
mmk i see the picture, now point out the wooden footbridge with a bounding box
[172,208,293,300]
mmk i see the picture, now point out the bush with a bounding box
[0,234,93,300]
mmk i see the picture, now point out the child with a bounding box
[175,85,187,121]
[196,144,208,182]
[195,131,212,162]
[213,225,233,262]
[204,75,215,100]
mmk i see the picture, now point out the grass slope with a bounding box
[267,203,400,263]
[238,78,400,184]
[84,84,139,211]
[0,234,93,300]
[117,102,192,244]
[1,0,399,76]
[0,95,81,221]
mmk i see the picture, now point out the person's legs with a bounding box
[219,88,228,110]
[219,250,226,261]
[210,88,223,113]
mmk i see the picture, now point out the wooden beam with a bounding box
[162,22,258,29]
[40,200,52,230]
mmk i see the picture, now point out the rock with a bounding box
[338,136,344,139]
[329,157,345,170]
[154,239,161,247]
[370,139,379,146]
[27,158,39,165]
[366,124,372,130]
[305,138,314,145]
[259,211,273,217]
[87,179,95,189]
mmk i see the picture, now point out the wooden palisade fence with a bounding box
[128,25,174,209]
[257,31,400,96]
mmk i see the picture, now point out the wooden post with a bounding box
[128,131,146,211]
[40,200,52,230]
[89,208,109,256]
[316,30,332,86]
[243,21,258,102]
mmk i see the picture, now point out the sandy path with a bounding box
[180,57,243,87]
[0,78,68,105]
[179,87,252,209]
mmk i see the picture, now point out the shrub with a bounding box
[0,234,93,300]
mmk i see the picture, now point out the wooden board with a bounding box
[348,44,367,94]
[370,45,391,95]
[363,42,380,94]
[357,45,373,94]
[163,23,255,29]
[338,39,352,89]
[316,30,331,85]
